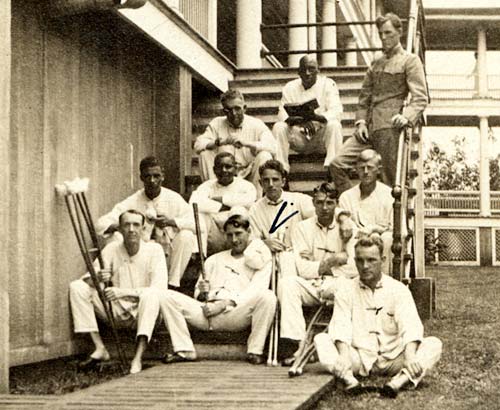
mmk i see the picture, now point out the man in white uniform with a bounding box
[273,55,343,173]
[96,156,197,290]
[314,235,442,397]
[339,149,394,273]
[159,213,277,365]
[279,182,358,364]
[69,210,169,374]
[189,152,256,255]
[194,89,277,197]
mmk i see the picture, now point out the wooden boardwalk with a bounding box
[0,361,333,410]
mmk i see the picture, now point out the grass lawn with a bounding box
[316,266,500,410]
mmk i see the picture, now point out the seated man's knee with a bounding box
[423,336,443,355]
[254,150,273,165]
[69,278,90,297]
[272,121,289,136]
[314,332,331,347]
[176,229,195,245]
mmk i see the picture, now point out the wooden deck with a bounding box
[0,361,333,410]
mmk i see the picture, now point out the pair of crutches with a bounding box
[267,253,280,366]
[55,178,128,373]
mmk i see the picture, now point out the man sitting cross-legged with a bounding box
[69,210,168,374]
[279,182,358,365]
[338,149,394,273]
[159,212,277,365]
[189,152,256,255]
[314,235,442,398]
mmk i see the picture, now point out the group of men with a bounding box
[68,12,441,398]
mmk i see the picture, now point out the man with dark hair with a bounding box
[96,156,198,290]
[278,182,358,365]
[249,159,315,257]
[273,55,343,173]
[329,12,428,193]
[339,149,394,273]
[69,210,168,374]
[189,152,256,255]
[314,235,442,397]
[194,89,277,196]
[159,211,277,365]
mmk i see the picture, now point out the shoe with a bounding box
[162,352,197,364]
[281,356,296,367]
[77,356,108,371]
[247,353,265,365]
[343,375,361,395]
[380,383,399,399]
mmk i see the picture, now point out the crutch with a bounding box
[288,304,329,377]
[192,203,212,330]
[56,178,128,373]
[267,253,279,366]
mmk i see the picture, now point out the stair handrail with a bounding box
[391,0,426,281]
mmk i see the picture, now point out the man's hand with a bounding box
[205,139,220,150]
[98,268,112,284]
[155,215,176,229]
[313,114,328,124]
[391,114,409,129]
[302,121,316,139]
[104,287,122,302]
[338,217,354,242]
[264,238,287,253]
[354,122,369,143]
[202,300,229,318]
[331,252,348,267]
[285,116,304,127]
[197,279,210,296]
[404,357,423,379]
[104,224,119,235]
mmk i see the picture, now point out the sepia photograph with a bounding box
[0,0,499,409]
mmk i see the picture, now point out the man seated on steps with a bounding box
[96,156,200,291]
[69,210,169,375]
[314,235,442,398]
[194,89,277,197]
[273,55,343,175]
[338,149,394,274]
[279,182,358,366]
[159,211,277,365]
[189,152,256,256]
[249,159,316,278]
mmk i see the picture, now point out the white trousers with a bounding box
[278,275,338,341]
[273,119,343,172]
[159,289,277,355]
[168,229,197,287]
[198,149,272,198]
[69,279,160,341]
[314,333,442,386]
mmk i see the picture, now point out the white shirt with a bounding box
[96,187,194,249]
[249,191,315,248]
[194,115,277,168]
[291,215,358,280]
[278,75,343,123]
[189,177,257,214]
[339,181,394,232]
[194,239,272,307]
[332,275,424,376]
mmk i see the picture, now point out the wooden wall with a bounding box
[9,1,191,366]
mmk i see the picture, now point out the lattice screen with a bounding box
[438,228,477,262]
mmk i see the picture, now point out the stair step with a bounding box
[229,79,363,95]
[234,66,369,81]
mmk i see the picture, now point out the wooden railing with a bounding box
[391,0,426,281]
[424,190,500,215]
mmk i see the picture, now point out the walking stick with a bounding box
[192,203,212,330]
[267,253,279,366]
[56,178,128,373]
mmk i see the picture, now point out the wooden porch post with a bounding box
[0,0,11,394]
[154,62,192,194]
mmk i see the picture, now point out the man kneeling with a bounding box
[314,235,442,398]
[160,213,277,365]
[69,210,168,374]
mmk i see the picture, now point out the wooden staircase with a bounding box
[191,66,367,193]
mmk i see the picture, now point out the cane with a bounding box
[192,203,212,330]
[56,178,127,373]
[267,253,279,366]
